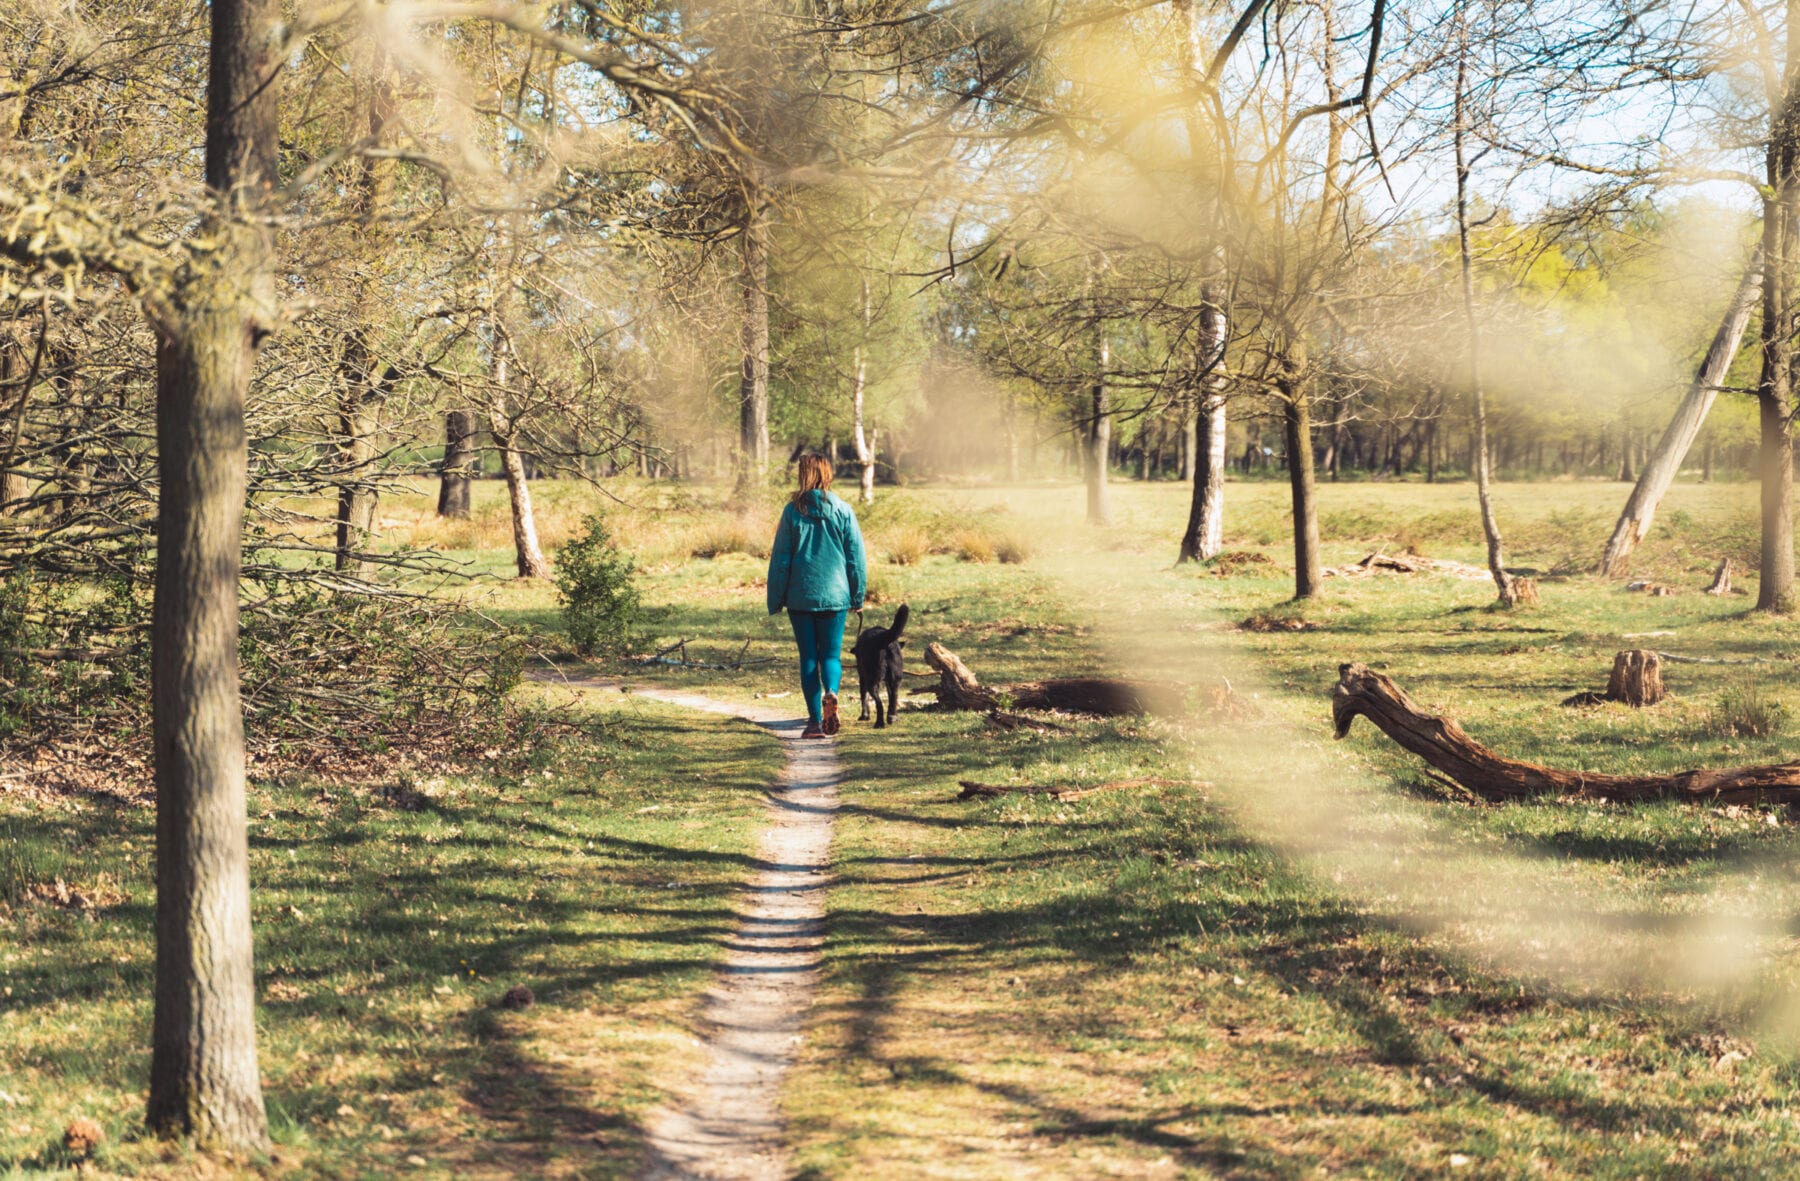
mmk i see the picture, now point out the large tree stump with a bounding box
[1502,577,1540,607]
[1332,662,1800,805]
[1604,649,1665,706]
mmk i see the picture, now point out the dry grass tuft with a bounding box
[953,529,997,564]
[886,526,930,566]
[691,516,771,560]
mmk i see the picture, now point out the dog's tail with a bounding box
[888,603,910,642]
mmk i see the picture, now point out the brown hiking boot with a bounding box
[821,693,841,736]
[799,723,826,739]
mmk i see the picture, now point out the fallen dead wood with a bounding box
[923,642,1183,716]
[1624,579,1680,597]
[984,710,1077,734]
[956,777,1197,802]
[1321,551,1493,582]
[1333,661,1800,805]
[637,638,778,671]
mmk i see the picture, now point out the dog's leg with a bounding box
[887,677,899,727]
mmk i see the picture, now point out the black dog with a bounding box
[852,604,909,728]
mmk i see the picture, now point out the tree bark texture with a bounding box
[852,274,875,503]
[1278,351,1321,599]
[737,215,770,489]
[146,0,275,1150]
[1454,40,1520,608]
[1085,295,1113,526]
[333,348,379,576]
[498,432,551,579]
[1604,650,1666,707]
[1180,281,1228,561]
[332,56,397,574]
[1599,250,1763,575]
[1759,19,1800,611]
[1333,662,1800,805]
[436,409,475,519]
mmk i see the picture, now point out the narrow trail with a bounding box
[619,687,840,1181]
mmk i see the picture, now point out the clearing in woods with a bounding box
[10,477,1800,1177]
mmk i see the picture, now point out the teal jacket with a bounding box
[766,490,867,614]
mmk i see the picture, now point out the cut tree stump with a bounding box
[1705,558,1733,595]
[1604,649,1666,707]
[922,642,1182,716]
[1503,577,1540,608]
[1332,662,1800,805]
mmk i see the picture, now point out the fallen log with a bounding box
[923,642,1182,716]
[1332,662,1800,805]
[957,777,1196,802]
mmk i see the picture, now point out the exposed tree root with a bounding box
[1333,661,1800,805]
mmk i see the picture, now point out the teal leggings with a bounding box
[788,610,847,724]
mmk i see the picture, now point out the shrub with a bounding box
[1710,685,1787,739]
[953,529,996,564]
[886,526,929,566]
[994,532,1031,564]
[690,516,770,560]
[557,514,643,656]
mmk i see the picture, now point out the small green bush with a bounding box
[1710,685,1787,739]
[557,514,642,656]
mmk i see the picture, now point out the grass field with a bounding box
[9,471,1800,1177]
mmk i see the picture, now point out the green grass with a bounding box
[12,471,1800,1176]
[0,694,780,1178]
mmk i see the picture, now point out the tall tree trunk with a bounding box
[488,334,550,579]
[851,274,875,503]
[0,331,29,514]
[334,362,379,575]
[1600,249,1762,574]
[736,213,770,492]
[332,57,395,575]
[1280,350,1321,599]
[146,0,274,1151]
[1174,0,1229,561]
[1085,308,1113,526]
[437,409,475,518]
[1455,30,1519,607]
[1759,40,1800,611]
[1178,283,1228,560]
[498,428,551,579]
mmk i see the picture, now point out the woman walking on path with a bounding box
[767,454,868,738]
